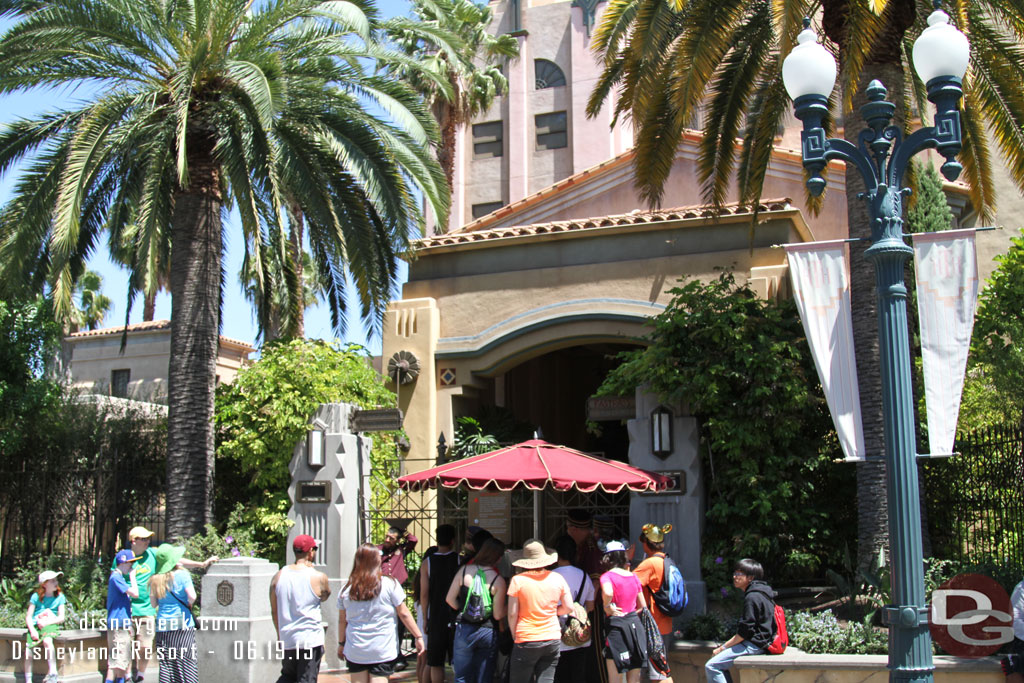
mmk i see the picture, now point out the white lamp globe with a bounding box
[782,25,837,100]
[912,8,970,83]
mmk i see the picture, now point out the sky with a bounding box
[0,0,414,355]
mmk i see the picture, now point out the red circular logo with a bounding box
[929,573,1013,657]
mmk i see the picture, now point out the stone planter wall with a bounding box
[0,627,110,682]
[670,642,1004,683]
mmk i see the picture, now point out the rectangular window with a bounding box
[473,121,504,158]
[472,201,504,220]
[111,369,130,398]
[535,111,568,151]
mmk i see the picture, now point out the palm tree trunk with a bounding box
[826,0,916,570]
[143,291,156,321]
[288,201,305,339]
[434,98,457,204]
[165,133,222,541]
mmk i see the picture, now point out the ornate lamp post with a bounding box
[782,5,970,683]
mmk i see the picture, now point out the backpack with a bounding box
[651,554,688,617]
[560,572,592,647]
[766,604,788,654]
[458,568,495,624]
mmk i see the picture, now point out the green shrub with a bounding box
[679,612,732,641]
[787,610,888,654]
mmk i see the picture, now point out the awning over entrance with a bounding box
[396,439,673,493]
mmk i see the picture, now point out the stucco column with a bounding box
[507,33,530,203]
[382,298,440,545]
[569,3,613,174]
[628,388,706,619]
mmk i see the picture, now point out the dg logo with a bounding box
[929,573,1013,657]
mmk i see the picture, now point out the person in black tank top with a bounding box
[423,525,460,681]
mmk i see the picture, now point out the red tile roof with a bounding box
[417,199,794,250]
[67,319,253,350]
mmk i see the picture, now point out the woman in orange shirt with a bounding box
[506,540,573,683]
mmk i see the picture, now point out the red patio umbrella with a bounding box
[396,439,674,493]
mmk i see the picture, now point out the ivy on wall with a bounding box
[598,273,855,591]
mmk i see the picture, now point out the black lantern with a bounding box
[651,406,673,459]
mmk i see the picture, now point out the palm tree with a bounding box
[70,269,112,332]
[588,0,1024,567]
[385,0,519,198]
[0,0,450,539]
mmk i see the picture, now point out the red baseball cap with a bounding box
[293,535,320,554]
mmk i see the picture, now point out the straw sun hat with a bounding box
[511,539,558,569]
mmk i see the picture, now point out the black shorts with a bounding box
[426,619,455,667]
[603,613,647,673]
[345,658,398,676]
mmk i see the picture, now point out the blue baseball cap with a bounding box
[115,549,140,565]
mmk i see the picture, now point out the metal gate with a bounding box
[921,424,1024,572]
[363,442,630,551]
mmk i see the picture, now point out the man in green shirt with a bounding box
[112,526,218,683]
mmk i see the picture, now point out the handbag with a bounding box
[639,607,670,675]
[561,572,592,647]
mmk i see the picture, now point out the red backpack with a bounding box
[766,604,788,654]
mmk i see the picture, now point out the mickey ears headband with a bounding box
[641,523,673,543]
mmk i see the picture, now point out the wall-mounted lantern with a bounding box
[307,424,326,469]
[651,406,673,459]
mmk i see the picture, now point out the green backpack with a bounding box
[459,568,495,624]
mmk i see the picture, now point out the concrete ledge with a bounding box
[734,650,1003,682]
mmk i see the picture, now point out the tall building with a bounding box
[442,0,633,232]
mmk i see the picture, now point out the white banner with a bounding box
[785,241,865,461]
[913,228,979,457]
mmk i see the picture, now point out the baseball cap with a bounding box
[604,540,627,553]
[293,535,320,554]
[128,526,155,540]
[37,570,63,583]
[115,549,140,565]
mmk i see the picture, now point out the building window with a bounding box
[535,111,568,150]
[472,201,504,220]
[473,121,503,158]
[111,369,130,398]
[535,59,566,89]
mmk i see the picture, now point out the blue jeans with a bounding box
[704,641,762,683]
[452,622,498,683]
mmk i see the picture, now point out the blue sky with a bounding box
[0,0,414,355]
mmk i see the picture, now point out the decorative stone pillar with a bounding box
[197,557,280,682]
[286,401,371,673]
[627,388,706,618]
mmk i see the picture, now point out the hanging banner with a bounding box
[913,228,979,457]
[785,241,865,461]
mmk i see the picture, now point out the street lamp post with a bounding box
[782,5,970,683]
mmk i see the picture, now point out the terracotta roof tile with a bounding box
[67,319,254,350]
[416,199,794,251]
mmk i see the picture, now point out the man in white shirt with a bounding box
[270,535,331,683]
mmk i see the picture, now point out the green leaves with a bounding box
[598,273,854,582]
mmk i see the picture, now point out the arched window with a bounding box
[534,59,566,89]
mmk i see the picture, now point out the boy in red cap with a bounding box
[270,535,331,683]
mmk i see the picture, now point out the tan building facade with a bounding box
[64,320,253,403]
[382,0,1020,614]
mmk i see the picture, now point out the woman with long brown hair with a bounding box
[338,543,425,682]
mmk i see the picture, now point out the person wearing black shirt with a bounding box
[421,524,460,683]
[705,558,774,683]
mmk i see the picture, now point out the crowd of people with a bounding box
[22,526,218,683]
[265,510,786,683]
[21,514,795,683]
